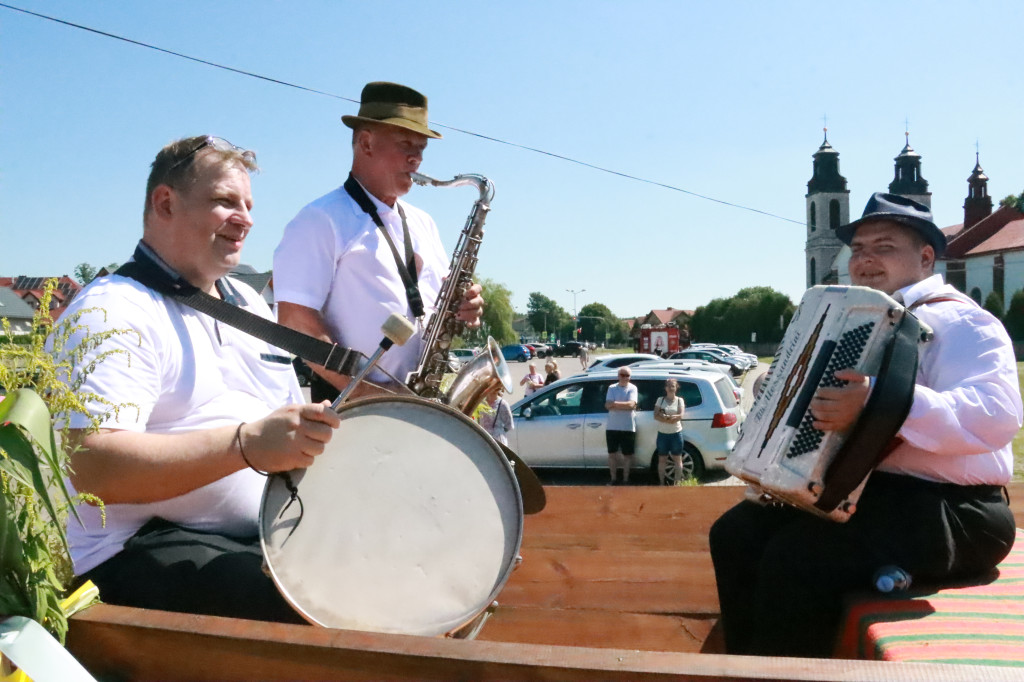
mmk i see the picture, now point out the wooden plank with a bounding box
[67,604,1021,682]
[477,605,716,652]
[504,548,719,613]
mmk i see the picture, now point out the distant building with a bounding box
[0,275,83,322]
[0,286,36,334]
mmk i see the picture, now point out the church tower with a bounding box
[888,133,931,207]
[963,153,993,229]
[805,130,850,288]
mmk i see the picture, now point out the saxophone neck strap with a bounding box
[114,243,364,378]
[344,174,425,319]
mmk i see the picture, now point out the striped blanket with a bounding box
[835,528,1024,666]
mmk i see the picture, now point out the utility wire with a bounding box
[1,1,804,225]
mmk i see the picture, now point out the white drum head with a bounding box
[260,397,523,636]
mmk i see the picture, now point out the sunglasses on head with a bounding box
[164,136,254,180]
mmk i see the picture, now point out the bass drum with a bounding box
[259,396,524,637]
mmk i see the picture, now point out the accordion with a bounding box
[726,285,931,522]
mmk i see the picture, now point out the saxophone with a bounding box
[406,172,513,414]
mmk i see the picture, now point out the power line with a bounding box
[0,1,804,226]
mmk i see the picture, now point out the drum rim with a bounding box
[258,395,524,635]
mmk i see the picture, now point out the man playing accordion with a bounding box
[709,192,1022,657]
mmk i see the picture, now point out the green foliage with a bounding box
[458,277,516,346]
[577,302,627,344]
[1004,290,1024,341]
[998,191,1024,212]
[1,279,136,642]
[983,290,1005,319]
[73,263,96,286]
[73,262,120,286]
[691,286,796,345]
[526,293,570,342]
[478,278,516,345]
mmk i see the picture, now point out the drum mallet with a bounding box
[331,313,416,410]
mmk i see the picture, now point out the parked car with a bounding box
[530,343,552,358]
[500,344,530,363]
[682,344,758,370]
[509,368,744,483]
[669,349,748,376]
[585,353,660,371]
[450,348,478,362]
[553,341,584,357]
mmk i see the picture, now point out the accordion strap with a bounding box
[814,309,925,513]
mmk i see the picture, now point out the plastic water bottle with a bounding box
[873,565,912,593]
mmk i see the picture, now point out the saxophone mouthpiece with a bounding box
[410,172,433,186]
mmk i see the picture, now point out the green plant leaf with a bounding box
[0,389,72,554]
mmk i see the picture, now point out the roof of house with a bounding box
[0,286,36,320]
[962,214,1024,256]
[943,205,1024,259]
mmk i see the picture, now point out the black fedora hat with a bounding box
[341,81,441,139]
[837,192,946,257]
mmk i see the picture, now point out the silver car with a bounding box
[509,368,744,482]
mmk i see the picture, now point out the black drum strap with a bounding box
[115,244,364,378]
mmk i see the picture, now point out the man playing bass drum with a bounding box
[273,81,483,402]
[709,193,1022,658]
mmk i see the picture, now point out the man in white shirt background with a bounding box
[710,192,1022,657]
[274,82,483,402]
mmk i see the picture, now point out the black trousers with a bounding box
[708,472,1015,658]
[80,518,306,624]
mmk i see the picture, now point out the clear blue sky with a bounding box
[2,1,1022,319]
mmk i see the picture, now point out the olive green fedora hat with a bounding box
[341,81,442,139]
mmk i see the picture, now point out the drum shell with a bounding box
[259,396,524,636]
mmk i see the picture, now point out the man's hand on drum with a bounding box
[456,282,484,327]
[809,369,871,432]
[238,402,341,472]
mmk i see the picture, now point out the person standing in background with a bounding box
[605,367,638,485]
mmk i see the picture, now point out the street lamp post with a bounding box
[566,288,585,340]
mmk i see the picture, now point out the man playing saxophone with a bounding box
[274,81,484,402]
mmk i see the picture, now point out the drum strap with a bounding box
[815,309,925,513]
[115,243,364,378]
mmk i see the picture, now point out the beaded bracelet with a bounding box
[235,422,268,476]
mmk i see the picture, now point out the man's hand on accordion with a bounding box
[809,369,871,432]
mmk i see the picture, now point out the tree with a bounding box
[998,191,1024,212]
[1003,289,1024,341]
[74,262,96,285]
[984,290,1005,319]
[577,302,627,344]
[73,261,120,285]
[691,286,796,345]
[526,292,569,341]
[468,277,516,345]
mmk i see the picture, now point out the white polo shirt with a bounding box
[273,181,449,381]
[55,272,303,574]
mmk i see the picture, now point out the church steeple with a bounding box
[807,129,849,194]
[805,128,850,288]
[963,151,992,229]
[888,132,931,207]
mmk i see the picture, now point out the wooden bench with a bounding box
[66,482,1024,680]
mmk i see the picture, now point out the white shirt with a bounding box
[877,274,1022,485]
[54,267,303,574]
[273,181,449,381]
